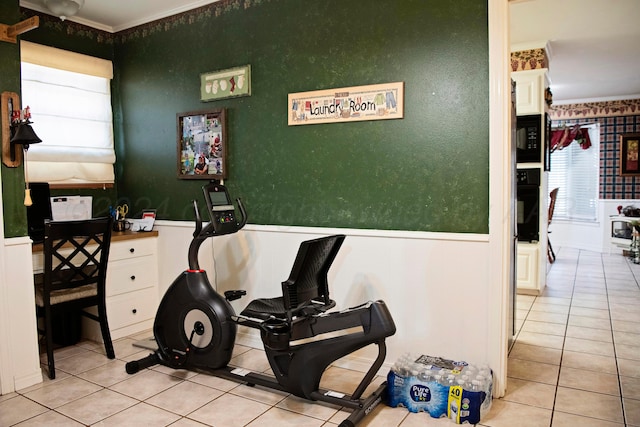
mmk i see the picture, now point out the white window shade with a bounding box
[548,124,600,222]
[20,42,115,186]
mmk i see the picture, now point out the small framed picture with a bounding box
[620,133,640,176]
[177,108,227,179]
[200,65,251,102]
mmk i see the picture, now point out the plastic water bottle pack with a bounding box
[386,354,492,424]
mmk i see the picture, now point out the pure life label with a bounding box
[410,384,432,402]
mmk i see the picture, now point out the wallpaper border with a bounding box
[21,0,272,44]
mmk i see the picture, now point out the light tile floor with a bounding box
[1,247,640,426]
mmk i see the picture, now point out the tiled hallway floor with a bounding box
[1,247,640,426]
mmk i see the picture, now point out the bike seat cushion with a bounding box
[241,297,287,320]
[241,296,336,321]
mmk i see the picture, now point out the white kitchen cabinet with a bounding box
[511,69,548,116]
[516,243,540,295]
[513,67,550,295]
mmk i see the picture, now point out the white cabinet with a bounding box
[32,232,160,343]
[511,69,548,115]
[513,67,550,295]
[516,243,540,294]
[82,233,159,341]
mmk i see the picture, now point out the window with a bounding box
[20,41,115,187]
[548,124,600,222]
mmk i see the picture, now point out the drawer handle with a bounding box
[132,308,137,314]
[130,275,136,281]
[129,248,135,253]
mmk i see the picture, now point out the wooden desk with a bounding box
[32,230,158,253]
[33,230,160,341]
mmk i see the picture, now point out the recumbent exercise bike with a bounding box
[126,181,397,426]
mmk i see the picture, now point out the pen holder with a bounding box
[113,219,131,232]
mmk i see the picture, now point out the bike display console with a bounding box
[203,181,240,236]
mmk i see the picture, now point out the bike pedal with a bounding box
[224,290,247,301]
[170,349,188,366]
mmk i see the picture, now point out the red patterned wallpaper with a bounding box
[510,48,548,72]
[550,99,640,120]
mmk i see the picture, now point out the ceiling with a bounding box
[20,0,640,104]
[20,0,221,33]
[510,0,640,104]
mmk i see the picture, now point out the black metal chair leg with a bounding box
[98,308,116,359]
[44,307,56,379]
[85,306,115,359]
[548,238,556,263]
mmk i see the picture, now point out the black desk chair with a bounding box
[34,217,115,379]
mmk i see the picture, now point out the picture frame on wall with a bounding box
[177,108,227,179]
[619,133,640,176]
[200,65,251,102]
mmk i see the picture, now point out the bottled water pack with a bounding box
[386,354,492,424]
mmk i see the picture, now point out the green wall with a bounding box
[0,1,27,237]
[116,0,490,233]
[0,6,117,236]
[3,0,490,235]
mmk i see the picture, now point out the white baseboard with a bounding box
[14,370,43,392]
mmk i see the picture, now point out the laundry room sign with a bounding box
[288,82,404,126]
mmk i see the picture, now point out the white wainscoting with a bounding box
[154,221,495,380]
[548,199,640,253]
[0,221,500,394]
[0,237,42,393]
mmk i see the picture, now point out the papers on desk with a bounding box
[129,217,155,232]
[129,210,157,232]
[51,196,92,221]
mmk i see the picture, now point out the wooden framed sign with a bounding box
[288,82,404,126]
[620,133,640,176]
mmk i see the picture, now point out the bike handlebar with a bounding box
[188,197,247,270]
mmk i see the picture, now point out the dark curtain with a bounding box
[550,125,591,152]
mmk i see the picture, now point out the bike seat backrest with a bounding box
[281,234,345,319]
[239,234,345,323]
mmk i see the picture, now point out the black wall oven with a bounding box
[517,168,540,242]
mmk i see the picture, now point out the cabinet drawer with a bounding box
[107,287,158,330]
[109,237,157,261]
[106,255,157,296]
[32,236,157,272]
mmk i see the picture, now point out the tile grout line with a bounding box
[547,247,580,427]
[604,253,624,427]
[605,253,639,427]
[13,339,433,426]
